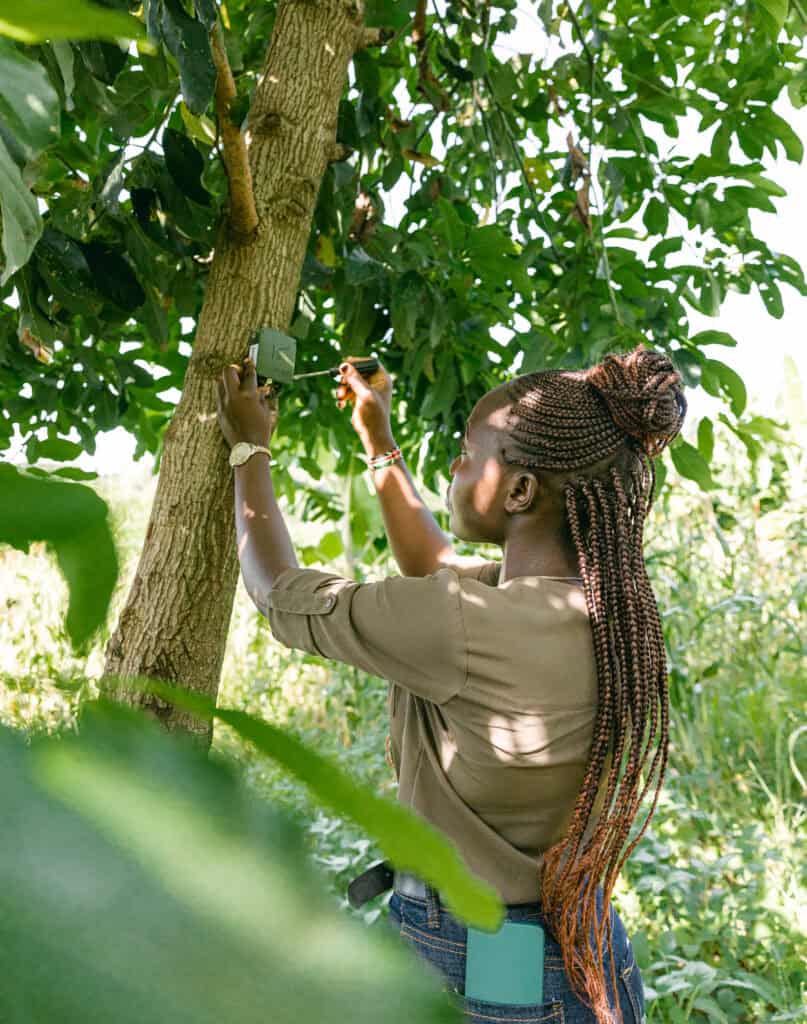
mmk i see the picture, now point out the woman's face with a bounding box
[446,390,513,543]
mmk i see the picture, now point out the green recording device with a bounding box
[247,328,378,391]
[465,920,545,1005]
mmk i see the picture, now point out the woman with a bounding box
[216,344,686,1024]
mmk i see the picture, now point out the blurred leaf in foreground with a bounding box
[134,678,505,931]
[0,0,148,44]
[0,702,461,1024]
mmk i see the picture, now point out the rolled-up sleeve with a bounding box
[263,566,468,704]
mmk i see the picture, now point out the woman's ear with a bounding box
[503,470,541,515]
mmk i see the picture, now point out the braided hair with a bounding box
[502,344,686,1024]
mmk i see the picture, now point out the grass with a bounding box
[1,415,805,1022]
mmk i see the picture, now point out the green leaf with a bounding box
[435,197,466,253]
[51,40,75,110]
[487,61,518,110]
[652,453,667,497]
[696,416,714,464]
[436,46,473,84]
[756,0,788,29]
[83,240,146,312]
[140,280,169,346]
[364,0,417,29]
[36,437,84,461]
[701,358,747,417]
[344,285,378,345]
[741,414,785,441]
[76,39,128,84]
[381,151,403,190]
[466,225,515,282]
[0,39,60,159]
[317,529,343,561]
[523,157,553,190]
[757,108,804,162]
[722,185,776,214]
[180,100,216,144]
[787,72,807,108]
[699,268,720,316]
[345,245,385,285]
[390,276,420,348]
[51,466,99,480]
[0,462,118,650]
[649,237,682,263]
[98,152,127,211]
[35,227,102,315]
[689,329,737,348]
[692,996,729,1023]
[0,135,42,284]
[163,126,210,205]
[670,440,717,490]
[469,44,487,79]
[519,92,548,122]
[2,703,458,1024]
[0,0,148,44]
[160,0,216,115]
[420,360,458,418]
[759,279,784,319]
[140,681,505,932]
[643,196,668,235]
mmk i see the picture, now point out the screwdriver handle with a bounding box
[345,357,380,378]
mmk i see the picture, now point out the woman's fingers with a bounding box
[339,361,373,397]
[222,364,241,395]
[335,359,377,410]
[240,357,258,391]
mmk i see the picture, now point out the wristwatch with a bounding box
[229,441,272,468]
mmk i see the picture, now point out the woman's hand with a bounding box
[216,357,279,449]
[336,357,394,446]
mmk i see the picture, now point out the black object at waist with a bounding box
[347,860,426,907]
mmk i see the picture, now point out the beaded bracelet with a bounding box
[369,447,401,471]
[359,446,402,471]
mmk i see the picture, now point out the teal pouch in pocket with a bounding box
[465,920,545,1004]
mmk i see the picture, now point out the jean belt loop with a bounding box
[426,882,441,930]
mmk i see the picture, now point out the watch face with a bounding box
[230,442,252,464]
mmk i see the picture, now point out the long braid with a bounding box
[501,345,686,1024]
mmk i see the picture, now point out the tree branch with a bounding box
[211,22,258,244]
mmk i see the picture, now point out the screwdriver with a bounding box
[292,357,379,380]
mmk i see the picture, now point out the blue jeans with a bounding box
[387,885,646,1024]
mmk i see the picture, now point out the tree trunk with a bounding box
[102,0,365,742]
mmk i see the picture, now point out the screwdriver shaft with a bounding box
[292,365,341,379]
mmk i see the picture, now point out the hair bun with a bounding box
[585,345,687,457]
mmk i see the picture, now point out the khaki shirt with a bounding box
[265,560,607,905]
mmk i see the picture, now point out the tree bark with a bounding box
[102,0,365,742]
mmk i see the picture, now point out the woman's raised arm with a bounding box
[338,359,484,578]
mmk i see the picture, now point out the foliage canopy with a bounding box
[1,0,806,551]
